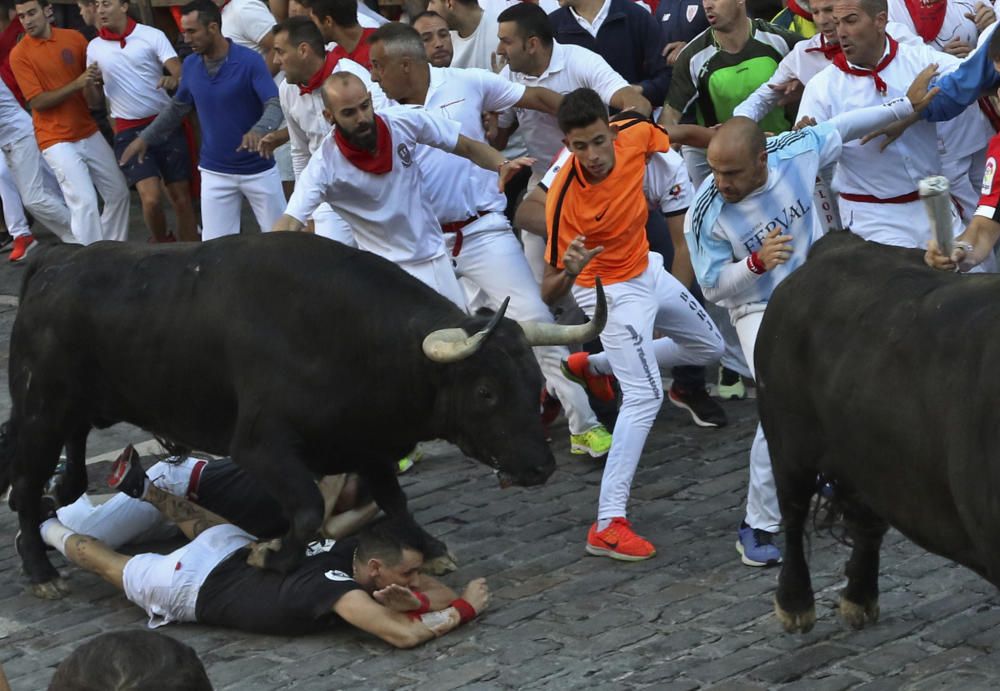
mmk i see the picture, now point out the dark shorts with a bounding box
[194,459,289,540]
[114,123,191,188]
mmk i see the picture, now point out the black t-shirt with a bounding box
[194,537,365,635]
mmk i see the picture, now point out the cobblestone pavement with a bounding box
[1,208,999,690]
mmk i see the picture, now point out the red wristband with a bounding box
[450,598,477,624]
[747,251,767,275]
[411,591,431,614]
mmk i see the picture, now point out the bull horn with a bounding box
[422,298,510,363]
[518,277,607,346]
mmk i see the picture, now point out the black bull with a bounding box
[757,231,1000,633]
[1,234,606,598]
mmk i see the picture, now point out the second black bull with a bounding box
[2,233,606,598]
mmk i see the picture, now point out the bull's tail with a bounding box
[0,418,16,502]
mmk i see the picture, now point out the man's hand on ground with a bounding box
[373,583,422,612]
[461,577,490,615]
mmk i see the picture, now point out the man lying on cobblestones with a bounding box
[34,451,489,648]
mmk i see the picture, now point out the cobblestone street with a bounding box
[0,219,998,690]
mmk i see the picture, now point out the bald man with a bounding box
[273,72,532,307]
[684,69,938,567]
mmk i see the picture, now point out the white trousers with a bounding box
[448,214,599,434]
[731,304,781,533]
[199,166,286,239]
[313,202,357,247]
[400,252,467,310]
[839,197,962,249]
[42,131,129,244]
[0,134,73,242]
[0,154,28,238]
[575,253,725,522]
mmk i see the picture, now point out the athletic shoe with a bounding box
[570,424,612,457]
[736,522,782,567]
[717,366,747,400]
[398,447,424,474]
[14,495,57,558]
[668,384,728,428]
[107,444,147,498]
[0,230,13,252]
[9,235,37,262]
[586,517,656,561]
[561,352,615,402]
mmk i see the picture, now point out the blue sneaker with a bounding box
[736,522,782,567]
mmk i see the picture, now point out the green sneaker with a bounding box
[717,366,746,400]
[398,448,424,474]
[570,425,612,457]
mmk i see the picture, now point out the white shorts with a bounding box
[122,524,253,629]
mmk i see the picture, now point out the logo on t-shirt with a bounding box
[324,570,353,582]
[398,143,412,167]
[983,157,996,195]
[668,184,682,199]
[686,5,699,22]
[305,539,336,556]
[61,48,75,66]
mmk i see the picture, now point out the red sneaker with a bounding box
[561,352,615,401]
[586,518,656,561]
[9,235,36,262]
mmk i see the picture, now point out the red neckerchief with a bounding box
[299,51,341,95]
[97,17,137,48]
[832,35,898,95]
[904,0,947,43]
[805,34,842,60]
[329,27,377,70]
[334,115,393,174]
[787,0,813,20]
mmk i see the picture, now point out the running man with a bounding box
[543,88,725,561]
[685,68,938,566]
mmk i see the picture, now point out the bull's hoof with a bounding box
[839,596,879,630]
[774,595,816,633]
[30,577,70,600]
[421,552,458,575]
[246,538,282,569]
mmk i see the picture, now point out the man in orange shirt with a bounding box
[10,0,129,244]
[542,88,724,561]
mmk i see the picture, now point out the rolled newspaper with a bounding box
[919,176,952,258]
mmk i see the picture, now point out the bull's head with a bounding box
[422,281,607,489]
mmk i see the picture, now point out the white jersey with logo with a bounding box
[284,106,460,264]
[498,41,628,177]
[540,145,693,216]
[86,24,176,120]
[280,57,383,176]
[391,66,524,223]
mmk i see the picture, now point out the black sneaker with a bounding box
[668,384,728,428]
[107,445,147,498]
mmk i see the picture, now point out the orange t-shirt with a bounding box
[545,118,671,287]
[10,27,97,150]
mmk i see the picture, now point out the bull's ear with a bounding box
[422,298,510,363]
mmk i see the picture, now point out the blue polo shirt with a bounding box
[176,40,277,175]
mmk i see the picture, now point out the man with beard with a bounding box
[272,71,532,308]
[119,0,287,238]
[412,10,453,67]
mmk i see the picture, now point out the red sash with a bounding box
[97,18,137,48]
[904,0,947,43]
[334,115,393,174]
[832,35,898,95]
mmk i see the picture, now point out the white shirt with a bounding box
[279,57,383,176]
[87,24,176,121]
[221,0,276,54]
[451,0,503,70]
[540,145,693,216]
[569,0,612,37]
[733,23,917,122]
[799,40,951,199]
[0,79,33,148]
[392,66,524,223]
[357,0,388,27]
[498,41,628,176]
[285,106,460,264]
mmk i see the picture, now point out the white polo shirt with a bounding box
[540,145,692,216]
[279,57,383,176]
[498,41,628,176]
[392,66,525,223]
[221,0,275,54]
[0,79,33,148]
[86,24,176,120]
[284,106,459,264]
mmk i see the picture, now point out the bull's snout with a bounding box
[497,455,555,488]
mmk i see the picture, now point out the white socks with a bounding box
[596,518,612,531]
[40,518,75,557]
